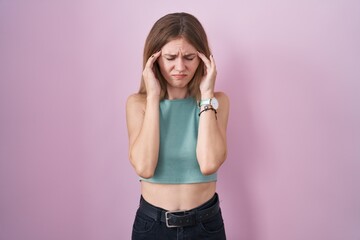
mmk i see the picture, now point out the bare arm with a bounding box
[126,94,160,178]
[196,53,229,175]
[126,51,162,178]
[197,92,229,175]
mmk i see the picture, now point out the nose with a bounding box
[174,58,185,72]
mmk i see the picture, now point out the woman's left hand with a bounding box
[197,52,217,98]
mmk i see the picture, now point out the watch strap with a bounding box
[199,98,211,107]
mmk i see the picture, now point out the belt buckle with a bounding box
[165,210,186,228]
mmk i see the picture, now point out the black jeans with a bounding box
[131,193,226,240]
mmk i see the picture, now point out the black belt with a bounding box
[138,194,220,228]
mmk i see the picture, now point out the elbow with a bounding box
[131,161,155,178]
[200,163,218,176]
[198,158,222,176]
[198,151,227,176]
[129,153,156,179]
[136,167,155,179]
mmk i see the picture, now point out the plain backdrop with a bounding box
[1,0,360,239]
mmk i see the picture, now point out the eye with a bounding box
[185,57,195,61]
[165,57,175,61]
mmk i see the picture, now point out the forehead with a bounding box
[161,37,197,53]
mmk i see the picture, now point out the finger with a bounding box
[209,54,216,68]
[197,51,211,69]
[147,50,161,67]
[146,50,162,68]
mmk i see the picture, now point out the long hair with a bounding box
[139,12,211,100]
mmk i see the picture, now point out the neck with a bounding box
[166,86,189,100]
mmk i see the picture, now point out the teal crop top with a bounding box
[140,97,217,184]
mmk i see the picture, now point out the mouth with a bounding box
[172,74,187,79]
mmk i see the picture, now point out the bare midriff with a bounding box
[141,181,216,211]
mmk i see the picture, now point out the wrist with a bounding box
[200,91,214,100]
[199,94,219,110]
[146,94,160,103]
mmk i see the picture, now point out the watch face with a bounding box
[211,98,219,109]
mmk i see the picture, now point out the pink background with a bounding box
[1,1,360,239]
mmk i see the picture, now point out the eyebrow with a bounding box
[163,53,197,57]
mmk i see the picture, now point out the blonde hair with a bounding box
[139,12,211,100]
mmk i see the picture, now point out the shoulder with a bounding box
[126,93,147,113]
[214,91,229,107]
[214,91,229,100]
[127,93,146,107]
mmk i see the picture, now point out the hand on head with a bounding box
[143,50,162,97]
[197,52,217,98]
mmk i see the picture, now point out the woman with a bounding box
[126,12,229,239]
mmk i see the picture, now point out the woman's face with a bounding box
[158,37,200,90]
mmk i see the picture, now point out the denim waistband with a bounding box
[137,193,220,228]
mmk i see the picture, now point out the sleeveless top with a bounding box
[140,97,217,184]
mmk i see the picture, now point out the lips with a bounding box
[172,74,187,79]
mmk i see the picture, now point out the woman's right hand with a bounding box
[142,51,162,97]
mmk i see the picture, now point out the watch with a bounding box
[199,97,219,110]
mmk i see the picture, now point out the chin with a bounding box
[166,79,190,87]
[173,81,191,88]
